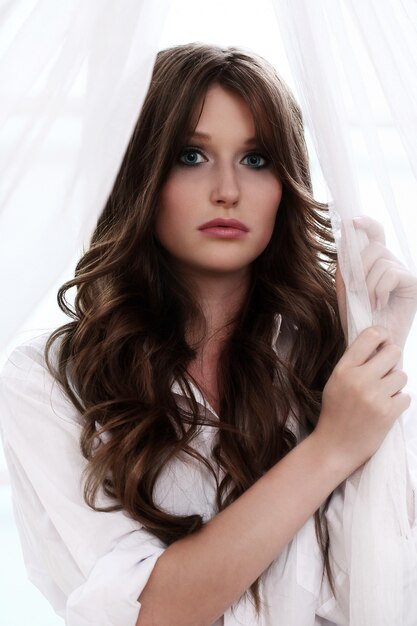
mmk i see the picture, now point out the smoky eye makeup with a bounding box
[177,146,206,166]
[241,153,269,168]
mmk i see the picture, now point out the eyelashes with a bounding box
[177,146,269,169]
[242,153,268,169]
[178,147,206,166]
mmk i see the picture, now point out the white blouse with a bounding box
[1,321,417,626]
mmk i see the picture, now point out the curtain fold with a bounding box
[0,0,170,353]
[272,1,417,624]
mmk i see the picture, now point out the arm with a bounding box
[137,325,410,626]
[137,432,347,626]
[0,336,166,626]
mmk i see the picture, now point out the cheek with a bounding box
[155,177,201,256]
[158,170,200,210]
[155,178,183,239]
[257,181,283,233]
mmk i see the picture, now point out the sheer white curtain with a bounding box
[0,0,170,353]
[273,1,417,624]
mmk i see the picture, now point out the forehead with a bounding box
[188,84,256,140]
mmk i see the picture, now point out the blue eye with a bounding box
[178,148,205,166]
[242,153,268,168]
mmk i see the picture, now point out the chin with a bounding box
[197,262,253,276]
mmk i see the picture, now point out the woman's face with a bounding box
[155,84,283,280]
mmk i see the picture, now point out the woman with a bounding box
[1,43,416,626]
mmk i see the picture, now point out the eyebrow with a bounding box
[187,131,259,146]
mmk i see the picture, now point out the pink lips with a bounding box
[198,218,249,239]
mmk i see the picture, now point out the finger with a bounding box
[342,326,390,367]
[380,369,408,398]
[353,215,386,246]
[350,242,397,293]
[390,391,412,419]
[363,259,402,311]
[372,264,412,311]
[360,241,397,280]
[362,341,402,377]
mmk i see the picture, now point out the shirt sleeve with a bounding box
[0,335,166,626]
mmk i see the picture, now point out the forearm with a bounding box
[136,433,350,626]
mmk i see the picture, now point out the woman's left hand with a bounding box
[336,215,417,351]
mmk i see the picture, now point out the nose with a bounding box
[210,164,240,208]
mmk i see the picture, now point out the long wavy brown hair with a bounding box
[45,43,346,613]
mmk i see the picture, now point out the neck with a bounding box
[190,269,249,334]
[182,268,251,412]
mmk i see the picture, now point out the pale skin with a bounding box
[136,84,417,626]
